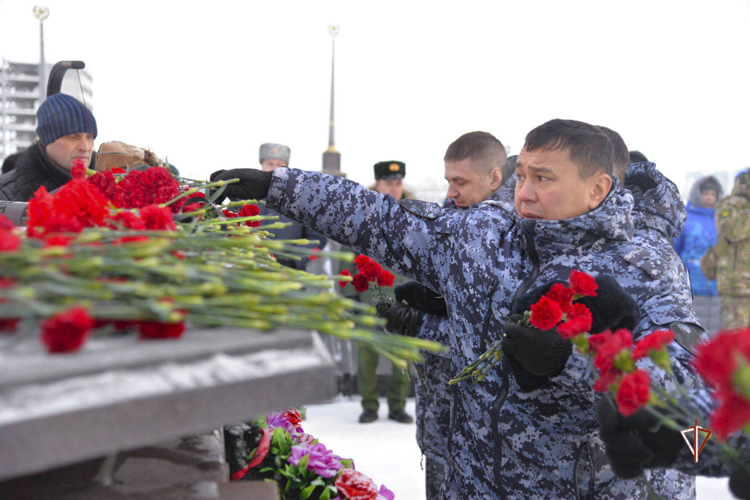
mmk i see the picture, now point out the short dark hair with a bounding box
[597,126,628,185]
[629,151,648,164]
[444,131,507,175]
[523,119,614,179]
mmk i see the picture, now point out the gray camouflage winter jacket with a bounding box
[265,165,704,499]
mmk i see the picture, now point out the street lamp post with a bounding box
[322,25,341,175]
[33,6,50,104]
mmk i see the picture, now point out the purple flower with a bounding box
[287,443,343,478]
[377,484,395,500]
[267,412,304,437]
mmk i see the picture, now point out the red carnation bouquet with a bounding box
[338,254,396,304]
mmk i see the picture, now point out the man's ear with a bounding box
[489,167,503,192]
[588,173,613,210]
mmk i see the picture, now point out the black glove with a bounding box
[275,257,297,269]
[730,469,750,500]
[210,168,273,202]
[375,301,425,337]
[596,396,684,479]
[394,281,447,316]
[511,275,640,334]
[501,314,572,378]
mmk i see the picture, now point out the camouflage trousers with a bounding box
[425,457,445,499]
[720,296,750,328]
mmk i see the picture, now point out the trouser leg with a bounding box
[357,343,380,412]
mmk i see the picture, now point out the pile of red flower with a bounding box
[694,330,750,440]
[339,255,395,294]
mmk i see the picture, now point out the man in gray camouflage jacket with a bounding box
[211,119,705,499]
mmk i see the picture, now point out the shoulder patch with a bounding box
[623,247,665,279]
[669,321,705,355]
[400,199,442,220]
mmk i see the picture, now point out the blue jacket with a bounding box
[266,165,705,499]
[672,176,723,296]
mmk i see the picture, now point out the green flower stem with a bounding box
[161,179,239,207]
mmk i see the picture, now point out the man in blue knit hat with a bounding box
[0,93,98,201]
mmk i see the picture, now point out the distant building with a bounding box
[0,59,93,159]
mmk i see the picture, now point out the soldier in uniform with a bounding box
[702,169,750,328]
[210,119,704,499]
[347,161,414,424]
[380,131,507,495]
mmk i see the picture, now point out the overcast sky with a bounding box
[1,0,749,197]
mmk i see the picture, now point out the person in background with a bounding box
[348,161,414,424]
[702,169,750,328]
[253,143,327,270]
[0,93,97,201]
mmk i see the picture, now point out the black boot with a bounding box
[359,409,378,423]
[388,409,414,424]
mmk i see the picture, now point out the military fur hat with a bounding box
[259,143,291,166]
[374,161,405,180]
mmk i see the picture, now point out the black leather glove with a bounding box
[730,469,750,500]
[210,169,273,202]
[394,281,447,316]
[596,396,684,479]
[375,301,425,337]
[501,314,572,378]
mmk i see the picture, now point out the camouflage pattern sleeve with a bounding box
[266,167,512,292]
[416,313,452,345]
[716,195,750,244]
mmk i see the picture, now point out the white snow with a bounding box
[303,397,733,500]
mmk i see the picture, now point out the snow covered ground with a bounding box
[304,396,733,500]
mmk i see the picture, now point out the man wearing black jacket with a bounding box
[0,93,97,201]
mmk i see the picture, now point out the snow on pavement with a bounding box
[303,396,733,500]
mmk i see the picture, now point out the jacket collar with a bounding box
[625,162,685,239]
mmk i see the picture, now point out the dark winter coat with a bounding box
[265,166,703,499]
[673,176,723,296]
[0,143,88,202]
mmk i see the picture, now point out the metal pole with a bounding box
[322,25,341,174]
[33,6,50,107]
[328,35,335,148]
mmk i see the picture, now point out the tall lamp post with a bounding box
[33,5,50,105]
[322,25,341,175]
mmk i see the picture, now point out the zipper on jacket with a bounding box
[511,219,541,305]
[480,284,497,348]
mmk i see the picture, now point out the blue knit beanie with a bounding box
[36,93,98,148]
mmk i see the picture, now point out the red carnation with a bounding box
[222,209,239,219]
[710,390,750,441]
[282,408,303,426]
[569,270,598,297]
[529,295,564,331]
[231,427,272,480]
[359,261,383,282]
[139,204,176,231]
[616,369,651,416]
[239,204,261,227]
[0,227,20,252]
[112,167,181,211]
[545,283,575,314]
[111,167,127,174]
[40,307,94,353]
[593,328,633,374]
[88,171,117,200]
[138,321,185,339]
[354,255,373,271]
[0,278,19,333]
[0,214,16,231]
[377,270,395,287]
[335,468,379,500]
[633,330,675,360]
[593,366,621,393]
[26,179,109,238]
[352,273,370,293]
[108,211,146,230]
[71,159,87,179]
[557,302,593,339]
[310,247,321,261]
[339,269,352,288]
[694,329,750,389]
